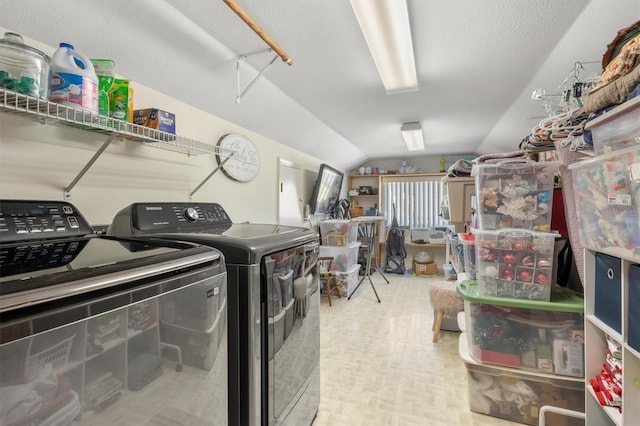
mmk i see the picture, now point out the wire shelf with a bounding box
[0,88,228,157]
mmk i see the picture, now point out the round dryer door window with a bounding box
[216,133,261,182]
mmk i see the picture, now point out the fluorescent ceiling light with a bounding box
[351,0,418,94]
[401,122,424,151]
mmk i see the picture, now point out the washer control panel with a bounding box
[0,200,92,243]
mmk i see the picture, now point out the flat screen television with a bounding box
[309,163,344,215]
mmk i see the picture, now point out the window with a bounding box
[382,174,445,229]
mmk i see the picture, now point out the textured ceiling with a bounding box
[1,0,639,171]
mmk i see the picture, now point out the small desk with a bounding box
[349,216,388,302]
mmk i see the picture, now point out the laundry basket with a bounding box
[25,333,75,372]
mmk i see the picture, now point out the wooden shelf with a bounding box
[381,242,445,248]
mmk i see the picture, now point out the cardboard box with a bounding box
[133,108,176,135]
[413,260,437,275]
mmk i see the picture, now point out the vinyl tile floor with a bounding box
[314,271,522,426]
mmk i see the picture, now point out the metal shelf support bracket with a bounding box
[64,133,117,200]
[189,154,234,200]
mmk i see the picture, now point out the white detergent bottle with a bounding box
[49,42,99,114]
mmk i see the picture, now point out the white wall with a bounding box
[0,30,325,226]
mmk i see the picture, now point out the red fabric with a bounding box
[550,188,568,237]
[478,349,521,368]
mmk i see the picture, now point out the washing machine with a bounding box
[108,202,320,426]
[0,200,228,425]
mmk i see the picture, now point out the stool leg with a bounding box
[433,309,444,343]
[333,277,341,299]
[432,310,437,331]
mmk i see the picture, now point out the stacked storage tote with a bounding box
[457,158,587,425]
[319,220,361,296]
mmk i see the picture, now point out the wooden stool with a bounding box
[429,280,464,343]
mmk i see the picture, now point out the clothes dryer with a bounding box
[108,202,320,426]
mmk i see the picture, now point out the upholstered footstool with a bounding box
[429,280,464,342]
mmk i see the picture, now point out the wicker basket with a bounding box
[350,206,364,217]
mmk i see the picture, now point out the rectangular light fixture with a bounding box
[401,122,424,151]
[350,0,418,94]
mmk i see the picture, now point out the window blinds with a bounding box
[383,177,445,229]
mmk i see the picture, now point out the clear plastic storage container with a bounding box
[459,333,585,426]
[569,145,640,263]
[472,228,558,301]
[459,233,476,280]
[458,281,584,376]
[0,32,50,99]
[319,219,359,246]
[336,263,361,295]
[472,160,559,231]
[319,242,360,272]
[587,96,640,155]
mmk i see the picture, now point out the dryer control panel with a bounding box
[0,200,93,243]
[112,202,233,234]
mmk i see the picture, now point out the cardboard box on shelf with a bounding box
[133,108,176,134]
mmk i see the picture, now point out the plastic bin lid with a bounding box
[456,280,584,313]
[567,144,640,170]
[458,233,475,243]
[471,160,560,175]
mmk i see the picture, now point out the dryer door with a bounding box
[263,243,320,424]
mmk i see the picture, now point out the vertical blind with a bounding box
[383,177,445,229]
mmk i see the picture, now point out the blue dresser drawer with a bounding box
[594,253,622,333]
[629,264,640,352]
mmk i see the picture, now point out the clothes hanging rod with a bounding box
[223,0,293,65]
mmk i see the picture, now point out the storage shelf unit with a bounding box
[441,176,475,233]
[446,233,464,275]
[0,88,241,198]
[347,174,381,215]
[584,249,640,426]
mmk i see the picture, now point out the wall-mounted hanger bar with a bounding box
[223,0,293,65]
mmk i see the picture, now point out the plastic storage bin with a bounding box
[336,263,361,294]
[459,334,585,426]
[472,228,558,301]
[459,233,476,280]
[319,242,360,272]
[569,145,640,263]
[472,160,559,231]
[458,281,584,377]
[319,219,359,246]
[443,263,457,281]
[586,96,640,155]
